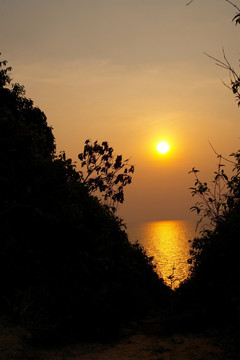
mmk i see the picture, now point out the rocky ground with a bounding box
[0,316,239,360]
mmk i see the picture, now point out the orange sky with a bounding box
[1,0,239,224]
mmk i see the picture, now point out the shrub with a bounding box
[0,55,170,341]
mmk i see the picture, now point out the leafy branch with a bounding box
[78,140,134,208]
[0,54,12,87]
[189,144,240,231]
[189,164,227,230]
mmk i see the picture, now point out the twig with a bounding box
[225,0,240,13]
[186,0,194,5]
[204,49,238,79]
[208,141,236,165]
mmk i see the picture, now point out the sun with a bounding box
[156,141,170,154]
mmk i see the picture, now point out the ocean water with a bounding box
[126,220,197,289]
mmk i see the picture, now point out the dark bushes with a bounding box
[0,55,170,341]
[178,153,240,328]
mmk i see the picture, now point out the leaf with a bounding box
[189,167,199,174]
[232,13,240,25]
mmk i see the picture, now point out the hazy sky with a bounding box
[1,0,239,224]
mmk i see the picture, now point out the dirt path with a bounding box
[0,321,228,360]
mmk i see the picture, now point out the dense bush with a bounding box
[0,55,170,341]
[179,128,240,325]
[176,1,240,327]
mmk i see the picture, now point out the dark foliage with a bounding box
[178,140,240,328]
[176,1,240,329]
[78,139,134,207]
[0,55,170,342]
[177,210,240,329]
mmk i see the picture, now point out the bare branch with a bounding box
[204,49,240,105]
[208,141,236,165]
[225,0,240,13]
[186,0,194,5]
[204,49,238,78]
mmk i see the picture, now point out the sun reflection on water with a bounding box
[128,220,195,289]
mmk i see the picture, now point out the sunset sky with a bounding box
[1,0,239,224]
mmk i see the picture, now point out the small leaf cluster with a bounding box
[233,12,240,25]
[189,156,230,229]
[230,76,240,106]
[189,153,240,234]
[0,54,12,87]
[78,139,134,207]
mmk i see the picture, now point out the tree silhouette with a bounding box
[180,2,240,333]
[0,54,169,341]
[78,139,134,207]
[0,55,55,159]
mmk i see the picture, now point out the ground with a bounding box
[0,316,238,360]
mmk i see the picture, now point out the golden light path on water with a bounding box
[127,220,196,289]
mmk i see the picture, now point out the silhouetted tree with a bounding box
[0,55,55,159]
[179,1,240,329]
[0,54,169,342]
[0,54,56,218]
[78,139,134,207]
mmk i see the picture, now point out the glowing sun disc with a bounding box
[156,141,170,154]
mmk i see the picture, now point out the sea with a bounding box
[126,220,197,289]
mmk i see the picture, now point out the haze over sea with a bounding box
[127,220,197,289]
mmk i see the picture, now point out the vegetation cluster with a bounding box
[0,56,170,342]
[177,153,240,330]
[176,1,240,337]
[1,0,240,350]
